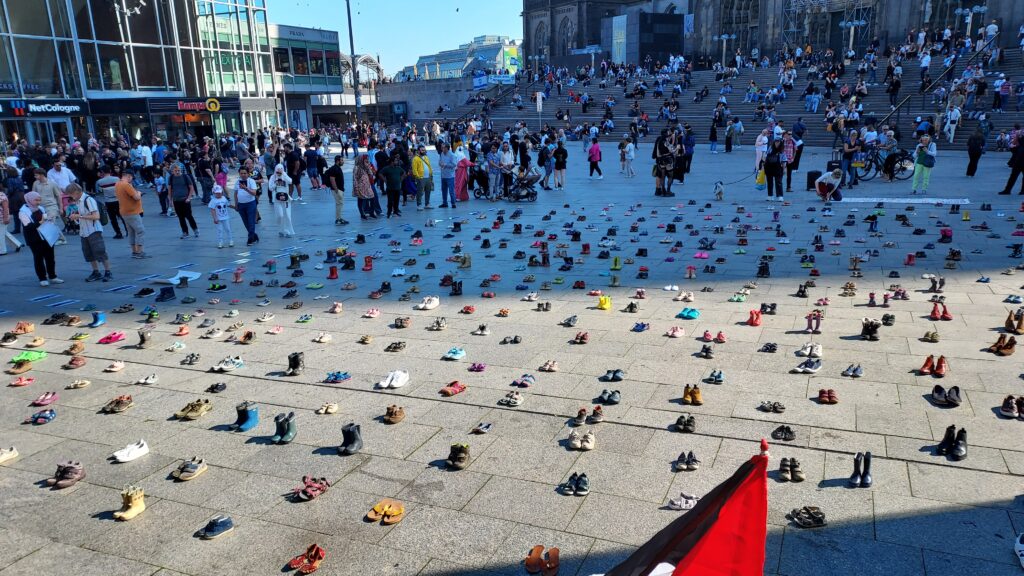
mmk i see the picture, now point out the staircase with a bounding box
[414,49,1024,151]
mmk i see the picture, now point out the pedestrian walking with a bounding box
[437,143,457,207]
[0,186,22,255]
[412,145,433,210]
[911,135,937,194]
[208,185,234,248]
[167,164,199,239]
[233,166,260,245]
[587,138,603,179]
[353,154,378,219]
[379,155,405,218]
[966,128,985,177]
[268,164,295,237]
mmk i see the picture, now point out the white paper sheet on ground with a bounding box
[589,563,676,576]
[155,270,202,285]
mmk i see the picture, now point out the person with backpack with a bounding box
[167,164,199,239]
[66,183,111,281]
[761,138,787,201]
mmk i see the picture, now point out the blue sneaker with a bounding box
[199,515,235,539]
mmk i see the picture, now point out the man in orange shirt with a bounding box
[115,169,148,258]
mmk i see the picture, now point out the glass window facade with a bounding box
[0,0,275,99]
[269,25,344,93]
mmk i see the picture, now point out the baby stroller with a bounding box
[504,171,539,202]
[470,165,491,199]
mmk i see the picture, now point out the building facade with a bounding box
[524,0,1024,68]
[397,35,520,81]
[0,0,278,148]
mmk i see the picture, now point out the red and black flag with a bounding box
[605,440,770,576]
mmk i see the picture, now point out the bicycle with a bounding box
[854,147,916,181]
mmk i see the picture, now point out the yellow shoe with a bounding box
[113,486,146,521]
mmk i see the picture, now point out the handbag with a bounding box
[755,169,767,190]
[852,152,866,168]
[918,151,935,168]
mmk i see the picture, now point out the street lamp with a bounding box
[839,19,867,53]
[528,54,545,76]
[711,34,736,65]
[279,72,294,128]
[344,0,362,122]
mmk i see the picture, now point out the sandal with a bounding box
[366,498,398,522]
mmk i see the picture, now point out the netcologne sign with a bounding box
[0,99,88,117]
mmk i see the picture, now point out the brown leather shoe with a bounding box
[1016,315,1024,335]
[934,355,949,377]
[1007,311,1017,333]
[998,336,1017,356]
[918,355,934,375]
[681,384,693,404]
[689,385,704,406]
[383,405,405,424]
[64,341,85,355]
[989,334,1008,353]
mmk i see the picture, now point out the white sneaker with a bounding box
[137,374,159,385]
[0,446,18,465]
[809,343,823,358]
[113,439,149,463]
[796,342,813,357]
[39,280,49,287]
[389,370,410,388]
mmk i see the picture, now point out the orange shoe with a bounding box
[175,325,190,337]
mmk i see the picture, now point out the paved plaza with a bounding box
[2,146,1024,576]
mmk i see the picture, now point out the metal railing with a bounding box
[451,77,540,126]
[879,32,1000,128]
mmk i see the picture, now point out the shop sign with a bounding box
[0,99,87,117]
[177,98,222,113]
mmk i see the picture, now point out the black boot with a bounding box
[284,352,304,376]
[324,248,337,263]
[287,254,301,269]
[936,424,956,455]
[271,413,288,443]
[951,428,968,461]
[229,401,249,431]
[861,452,873,487]
[137,329,152,349]
[339,423,363,455]
[279,412,297,444]
[156,287,176,302]
[340,256,355,270]
[848,452,863,487]
[449,280,463,296]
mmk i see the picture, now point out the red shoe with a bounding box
[940,304,953,321]
[748,310,761,326]
[702,330,713,342]
[919,355,934,376]
[934,355,949,377]
[714,331,727,343]
[929,303,941,321]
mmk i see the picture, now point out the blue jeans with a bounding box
[440,177,456,206]
[840,158,858,186]
[236,200,259,244]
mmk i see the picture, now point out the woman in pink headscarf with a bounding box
[454,146,474,202]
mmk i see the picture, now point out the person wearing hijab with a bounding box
[454,146,474,203]
[268,163,295,237]
[353,154,378,219]
[19,191,61,286]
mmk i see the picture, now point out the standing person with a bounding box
[233,166,260,246]
[166,164,199,239]
[841,130,863,187]
[325,155,348,225]
[762,138,787,201]
[623,134,636,177]
[66,183,111,281]
[303,143,321,193]
[284,144,304,202]
[587,137,603,179]
[379,156,405,218]
[196,150,214,203]
[724,119,735,153]
[5,165,25,235]
[911,135,937,194]
[652,129,675,197]
[268,164,295,237]
[153,167,170,217]
[411,145,434,210]
[943,105,962,143]
[754,129,769,168]
[96,167,125,239]
[0,185,22,255]
[437,143,457,208]
[115,170,147,259]
[352,154,377,219]
[966,128,985,177]
[208,185,233,248]
[552,141,568,189]
[783,130,801,193]
[709,124,719,154]
[18,192,61,286]
[32,169,65,245]
[455,148,474,204]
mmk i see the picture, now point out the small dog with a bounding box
[714,181,725,201]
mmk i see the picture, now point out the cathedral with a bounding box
[522,0,1024,67]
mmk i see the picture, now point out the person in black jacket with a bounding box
[762,139,787,201]
[965,128,985,177]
